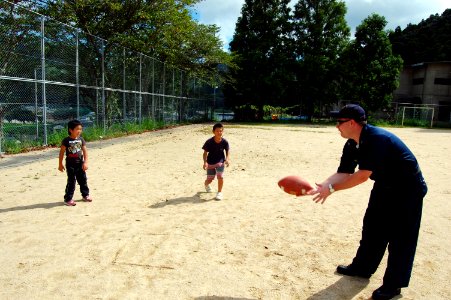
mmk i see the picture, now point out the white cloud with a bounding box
[346,0,449,33]
[193,0,450,51]
[192,0,245,50]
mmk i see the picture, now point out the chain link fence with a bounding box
[0,1,214,153]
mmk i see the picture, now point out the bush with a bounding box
[233,104,259,121]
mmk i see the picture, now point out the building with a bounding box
[393,61,451,122]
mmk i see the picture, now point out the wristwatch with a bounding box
[328,183,335,193]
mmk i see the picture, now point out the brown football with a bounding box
[278,175,314,196]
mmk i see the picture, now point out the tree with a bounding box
[229,0,294,120]
[292,0,350,119]
[0,0,43,118]
[389,9,451,65]
[40,0,230,81]
[340,14,403,113]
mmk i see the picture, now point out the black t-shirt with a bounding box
[62,136,85,164]
[202,137,230,165]
[337,124,421,184]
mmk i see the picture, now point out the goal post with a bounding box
[401,106,435,128]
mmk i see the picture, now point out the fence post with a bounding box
[180,70,183,122]
[76,31,80,119]
[163,63,166,124]
[101,40,106,133]
[0,104,3,155]
[123,48,126,123]
[152,58,155,120]
[139,53,142,124]
[172,68,175,123]
[34,69,39,140]
[41,15,47,145]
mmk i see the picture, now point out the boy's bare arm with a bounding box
[203,151,208,169]
[225,149,230,166]
[82,145,89,171]
[58,146,66,172]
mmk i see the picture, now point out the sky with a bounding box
[192,0,450,51]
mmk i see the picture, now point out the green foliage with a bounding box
[401,119,431,127]
[40,0,230,82]
[46,128,68,146]
[339,14,403,113]
[228,0,351,119]
[389,9,451,65]
[227,1,410,117]
[228,0,295,118]
[2,139,41,154]
[233,104,259,121]
[292,0,350,116]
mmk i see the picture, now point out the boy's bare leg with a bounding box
[218,178,223,192]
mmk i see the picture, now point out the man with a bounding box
[311,104,427,300]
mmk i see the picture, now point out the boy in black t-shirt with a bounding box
[202,123,230,200]
[58,119,92,206]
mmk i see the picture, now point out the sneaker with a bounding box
[215,192,223,201]
[64,200,76,206]
[205,185,212,193]
[82,195,93,202]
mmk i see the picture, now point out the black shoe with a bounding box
[372,285,401,300]
[336,264,371,278]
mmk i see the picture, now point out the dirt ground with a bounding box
[0,123,450,299]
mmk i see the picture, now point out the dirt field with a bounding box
[0,123,450,299]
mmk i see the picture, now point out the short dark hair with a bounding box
[68,119,82,135]
[212,123,223,131]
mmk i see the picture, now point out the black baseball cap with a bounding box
[330,104,366,121]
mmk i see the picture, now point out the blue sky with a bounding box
[192,0,450,51]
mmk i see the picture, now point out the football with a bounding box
[278,175,314,196]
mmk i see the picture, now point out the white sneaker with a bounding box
[205,185,212,192]
[215,192,223,200]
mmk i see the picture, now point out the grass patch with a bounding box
[2,117,449,154]
[1,119,179,154]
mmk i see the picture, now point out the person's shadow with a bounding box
[195,297,255,300]
[306,276,371,300]
[0,201,65,213]
[149,192,217,208]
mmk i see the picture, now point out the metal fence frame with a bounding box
[0,1,213,153]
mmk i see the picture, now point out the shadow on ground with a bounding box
[149,192,219,208]
[0,201,64,213]
[306,276,371,300]
[195,297,256,300]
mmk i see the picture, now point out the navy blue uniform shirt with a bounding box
[337,124,421,184]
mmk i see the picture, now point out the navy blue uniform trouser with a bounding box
[351,176,427,288]
[64,163,90,201]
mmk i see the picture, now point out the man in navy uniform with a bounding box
[311,104,427,300]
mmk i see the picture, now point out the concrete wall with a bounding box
[393,62,451,121]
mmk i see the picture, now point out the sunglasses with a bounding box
[337,119,352,125]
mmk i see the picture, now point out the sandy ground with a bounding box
[0,123,450,300]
